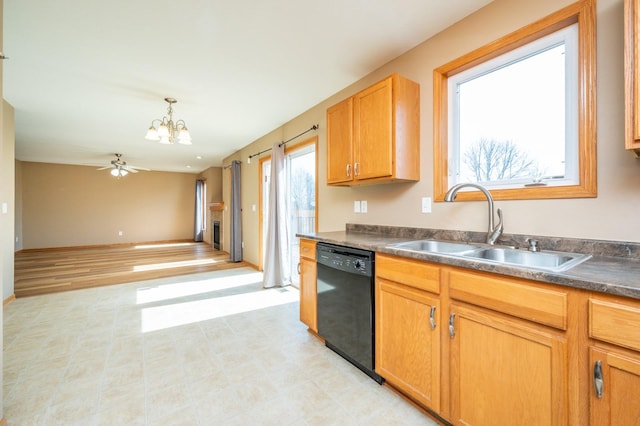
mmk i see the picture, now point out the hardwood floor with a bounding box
[14,241,250,297]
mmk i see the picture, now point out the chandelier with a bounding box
[144,97,192,145]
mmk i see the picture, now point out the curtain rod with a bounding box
[222,159,242,169]
[247,124,319,163]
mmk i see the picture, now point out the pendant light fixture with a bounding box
[145,97,192,145]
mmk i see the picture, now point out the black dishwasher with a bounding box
[316,242,383,384]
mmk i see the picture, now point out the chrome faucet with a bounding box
[444,183,504,245]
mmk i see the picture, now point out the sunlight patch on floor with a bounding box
[133,258,220,272]
[140,286,298,332]
[136,271,264,305]
[134,242,195,249]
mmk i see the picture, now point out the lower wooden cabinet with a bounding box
[448,303,568,425]
[334,248,640,424]
[588,297,640,425]
[376,277,441,411]
[589,347,640,425]
[299,239,317,332]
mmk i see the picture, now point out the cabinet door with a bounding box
[376,278,440,411]
[590,347,640,425]
[449,304,567,425]
[299,257,317,332]
[326,97,354,184]
[625,0,640,154]
[353,77,394,181]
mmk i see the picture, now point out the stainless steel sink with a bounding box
[389,240,481,254]
[462,247,591,272]
[387,239,591,272]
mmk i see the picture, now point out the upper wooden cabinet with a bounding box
[326,74,420,185]
[625,0,640,155]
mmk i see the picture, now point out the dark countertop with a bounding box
[298,225,640,301]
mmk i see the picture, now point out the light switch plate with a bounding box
[1,202,7,214]
[361,200,368,213]
[354,201,361,213]
[421,197,432,213]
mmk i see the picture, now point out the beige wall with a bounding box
[20,161,198,249]
[224,0,640,269]
[2,101,15,301]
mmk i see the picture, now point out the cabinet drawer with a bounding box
[376,254,440,294]
[448,269,567,330]
[589,298,640,352]
[300,239,316,260]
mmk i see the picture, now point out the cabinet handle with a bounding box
[429,306,436,330]
[449,313,455,338]
[346,163,351,177]
[354,162,360,176]
[594,360,604,399]
[297,262,301,275]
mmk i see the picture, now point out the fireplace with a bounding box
[213,220,220,250]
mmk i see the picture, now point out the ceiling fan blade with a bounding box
[129,165,150,171]
[96,166,113,170]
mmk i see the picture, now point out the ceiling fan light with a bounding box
[120,169,128,176]
[145,126,160,141]
[110,168,120,177]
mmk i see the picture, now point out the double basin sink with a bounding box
[388,239,591,272]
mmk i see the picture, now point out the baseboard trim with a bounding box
[3,294,16,306]
[18,239,199,253]
[242,260,260,271]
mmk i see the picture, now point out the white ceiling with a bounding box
[4,0,492,173]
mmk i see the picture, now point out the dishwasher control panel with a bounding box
[316,243,374,277]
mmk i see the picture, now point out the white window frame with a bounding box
[447,23,579,191]
[433,0,596,202]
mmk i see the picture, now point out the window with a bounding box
[434,0,596,201]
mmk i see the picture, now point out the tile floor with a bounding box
[3,267,439,425]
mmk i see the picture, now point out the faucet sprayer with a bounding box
[444,182,504,245]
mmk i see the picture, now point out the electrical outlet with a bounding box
[421,197,432,213]
[354,201,361,213]
[361,200,368,213]
[118,230,123,236]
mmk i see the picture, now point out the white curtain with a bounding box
[194,179,204,242]
[263,142,291,288]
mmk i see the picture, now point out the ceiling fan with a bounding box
[97,153,149,177]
